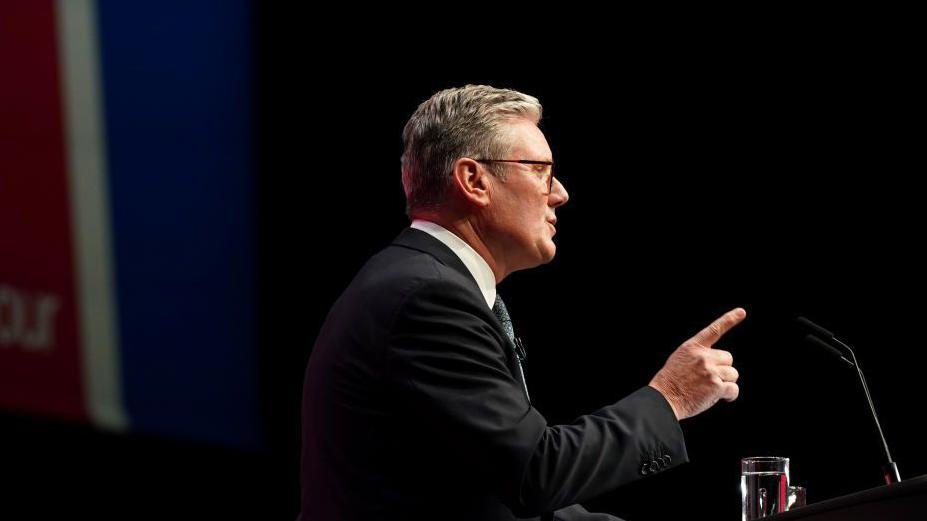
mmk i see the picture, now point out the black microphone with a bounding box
[796,316,835,342]
[803,334,855,367]
[796,316,901,485]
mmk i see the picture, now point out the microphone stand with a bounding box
[829,336,901,485]
[798,318,901,485]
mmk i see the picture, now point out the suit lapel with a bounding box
[391,227,521,371]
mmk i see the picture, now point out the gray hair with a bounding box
[401,85,543,216]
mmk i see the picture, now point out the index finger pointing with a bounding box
[691,307,747,347]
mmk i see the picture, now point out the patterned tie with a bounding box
[492,294,530,404]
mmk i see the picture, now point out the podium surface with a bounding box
[770,474,927,520]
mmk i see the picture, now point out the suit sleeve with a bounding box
[387,276,687,518]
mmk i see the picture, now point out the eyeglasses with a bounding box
[475,159,555,194]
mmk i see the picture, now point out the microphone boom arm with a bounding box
[797,317,902,485]
[829,336,901,485]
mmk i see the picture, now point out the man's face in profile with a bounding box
[483,118,569,273]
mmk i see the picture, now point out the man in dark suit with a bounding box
[298,85,745,520]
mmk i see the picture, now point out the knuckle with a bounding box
[698,357,713,374]
[717,349,733,365]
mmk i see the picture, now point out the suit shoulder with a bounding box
[331,244,481,324]
[354,243,475,297]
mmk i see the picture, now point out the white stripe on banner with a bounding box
[56,0,128,431]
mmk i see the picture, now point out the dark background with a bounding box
[3,8,924,520]
[257,19,925,520]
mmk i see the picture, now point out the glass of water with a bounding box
[741,456,789,520]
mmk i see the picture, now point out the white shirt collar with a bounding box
[410,219,496,309]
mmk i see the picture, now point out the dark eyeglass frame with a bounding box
[474,159,555,194]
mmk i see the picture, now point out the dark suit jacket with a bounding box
[298,228,688,520]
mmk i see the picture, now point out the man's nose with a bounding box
[549,177,569,207]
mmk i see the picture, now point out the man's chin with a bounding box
[538,241,557,264]
[513,242,557,273]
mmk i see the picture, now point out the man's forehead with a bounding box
[504,119,552,160]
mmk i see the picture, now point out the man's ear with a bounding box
[451,158,491,208]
